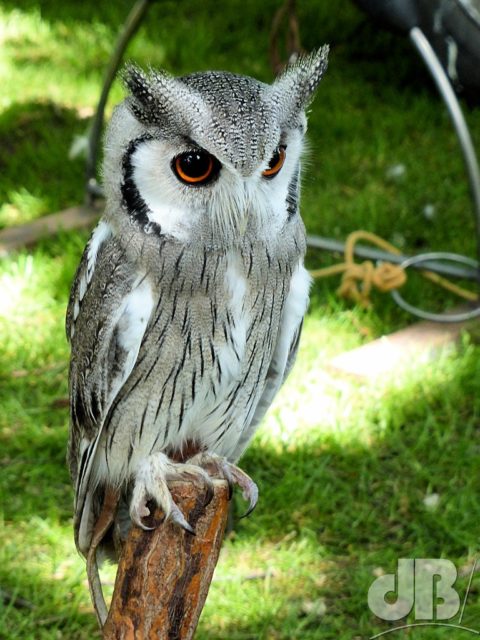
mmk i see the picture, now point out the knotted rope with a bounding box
[309,230,478,308]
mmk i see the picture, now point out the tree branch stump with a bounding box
[103,479,229,640]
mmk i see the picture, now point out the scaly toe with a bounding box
[130,484,194,533]
[130,452,219,534]
[187,452,258,517]
[167,461,214,508]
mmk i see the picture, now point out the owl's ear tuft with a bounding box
[121,63,164,125]
[122,64,155,104]
[121,63,187,128]
[274,45,329,112]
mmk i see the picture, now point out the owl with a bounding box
[66,48,329,560]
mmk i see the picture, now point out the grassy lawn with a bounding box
[1,1,480,638]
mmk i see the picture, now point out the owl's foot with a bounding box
[187,452,259,517]
[130,452,213,534]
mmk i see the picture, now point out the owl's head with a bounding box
[103,47,328,247]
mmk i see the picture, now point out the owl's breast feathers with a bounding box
[67,221,308,507]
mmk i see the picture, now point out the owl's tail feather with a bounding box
[86,486,121,628]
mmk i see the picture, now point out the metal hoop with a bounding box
[390,251,480,322]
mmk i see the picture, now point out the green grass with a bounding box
[1,1,480,638]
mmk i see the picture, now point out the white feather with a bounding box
[85,221,112,285]
[216,250,248,379]
[108,277,155,402]
[75,220,112,312]
[273,259,311,372]
[71,220,112,338]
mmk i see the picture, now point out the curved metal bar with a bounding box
[410,26,480,268]
[390,251,480,322]
[307,234,480,280]
[85,0,153,203]
[457,0,480,25]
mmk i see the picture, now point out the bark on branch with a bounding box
[103,479,230,640]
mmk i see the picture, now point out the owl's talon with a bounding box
[137,519,156,531]
[228,466,258,517]
[130,452,218,534]
[240,494,258,518]
[170,503,195,535]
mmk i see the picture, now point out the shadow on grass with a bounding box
[1,0,435,93]
[0,566,101,640]
[1,0,144,27]
[1,338,479,638]
[0,101,85,229]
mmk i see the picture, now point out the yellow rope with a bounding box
[309,230,478,308]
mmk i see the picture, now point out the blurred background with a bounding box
[1,1,480,638]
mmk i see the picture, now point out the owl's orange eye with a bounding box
[262,146,286,179]
[172,150,220,185]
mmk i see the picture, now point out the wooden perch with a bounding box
[103,479,230,640]
[0,203,101,256]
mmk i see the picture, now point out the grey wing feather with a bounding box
[250,319,303,427]
[231,319,303,461]
[66,221,153,552]
[66,220,112,344]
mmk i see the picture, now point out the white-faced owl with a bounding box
[67,48,329,558]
